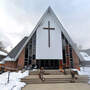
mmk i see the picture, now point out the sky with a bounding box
[0,0,90,51]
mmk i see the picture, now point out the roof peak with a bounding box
[47,6,53,12]
[48,6,52,9]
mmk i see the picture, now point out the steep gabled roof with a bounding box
[4,6,85,62]
[4,37,28,61]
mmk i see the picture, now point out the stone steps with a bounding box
[21,78,71,84]
[30,69,70,75]
[21,75,88,84]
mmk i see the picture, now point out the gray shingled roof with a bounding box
[8,37,28,59]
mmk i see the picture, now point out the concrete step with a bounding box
[21,78,71,84]
[21,78,88,84]
[30,69,70,75]
[21,75,88,84]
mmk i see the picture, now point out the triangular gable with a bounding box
[8,6,84,62]
[4,37,28,61]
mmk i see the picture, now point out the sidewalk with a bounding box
[22,83,90,90]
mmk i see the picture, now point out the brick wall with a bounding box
[4,61,17,71]
[72,49,79,68]
[0,64,4,71]
[66,45,70,67]
[17,49,25,69]
[59,60,63,69]
[4,48,25,71]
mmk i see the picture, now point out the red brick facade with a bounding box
[4,61,17,71]
[66,45,70,67]
[1,47,80,71]
[17,49,25,69]
[59,60,63,69]
[72,49,79,68]
[59,44,79,69]
[3,49,25,71]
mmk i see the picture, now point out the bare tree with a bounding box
[0,41,5,49]
[78,45,83,51]
[74,43,83,51]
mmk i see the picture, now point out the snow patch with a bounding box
[78,67,90,84]
[0,51,7,56]
[3,56,15,61]
[0,70,29,90]
[72,67,90,84]
[78,67,90,76]
[0,60,5,64]
[80,52,90,61]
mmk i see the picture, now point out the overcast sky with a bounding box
[0,0,90,51]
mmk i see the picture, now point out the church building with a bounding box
[2,7,84,70]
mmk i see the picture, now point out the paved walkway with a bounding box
[22,83,90,90]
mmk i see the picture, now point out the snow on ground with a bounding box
[78,67,90,84]
[0,67,90,90]
[0,70,29,90]
[80,52,90,61]
[73,67,90,84]
[78,67,90,76]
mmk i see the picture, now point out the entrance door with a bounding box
[36,60,59,69]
